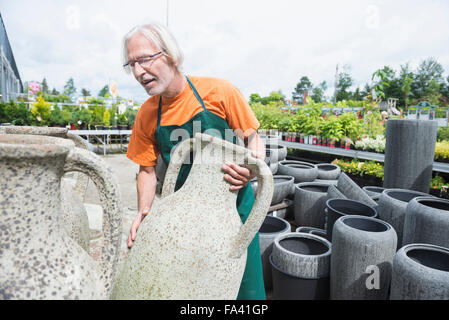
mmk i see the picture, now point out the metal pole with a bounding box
[166,0,169,27]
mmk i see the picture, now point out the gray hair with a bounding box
[122,22,184,73]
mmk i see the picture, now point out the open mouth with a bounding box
[142,79,155,86]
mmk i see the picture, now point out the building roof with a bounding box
[0,11,23,92]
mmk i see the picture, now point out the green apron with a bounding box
[154,76,266,300]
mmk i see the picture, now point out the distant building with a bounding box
[0,12,23,102]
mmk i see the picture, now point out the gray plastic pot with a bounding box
[330,215,397,300]
[325,198,378,242]
[251,175,294,206]
[316,164,341,180]
[294,183,330,228]
[265,144,287,163]
[362,186,386,201]
[377,188,429,249]
[390,243,449,300]
[337,173,378,208]
[259,215,291,290]
[271,232,331,300]
[327,185,347,200]
[278,160,319,183]
[403,197,449,249]
[296,226,327,240]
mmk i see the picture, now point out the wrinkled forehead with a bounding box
[127,32,161,59]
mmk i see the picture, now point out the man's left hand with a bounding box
[222,162,255,191]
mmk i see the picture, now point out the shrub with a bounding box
[31,96,52,126]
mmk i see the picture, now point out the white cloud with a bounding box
[1,0,448,104]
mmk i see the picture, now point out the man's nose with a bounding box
[133,62,146,78]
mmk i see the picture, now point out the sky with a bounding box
[1,0,449,104]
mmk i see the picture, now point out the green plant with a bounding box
[61,109,72,125]
[31,95,52,126]
[89,105,106,125]
[431,175,446,190]
[78,108,92,127]
[49,107,64,126]
[0,101,32,125]
[124,108,139,128]
[102,108,111,126]
[437,126,449,142]
[117,113,128,125]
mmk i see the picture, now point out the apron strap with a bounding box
[157,75,207,130]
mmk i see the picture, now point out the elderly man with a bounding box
[124,22,266,300]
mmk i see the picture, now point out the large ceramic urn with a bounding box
[112,133,274,300]
[0,126,91,251]
[0,134,123,299]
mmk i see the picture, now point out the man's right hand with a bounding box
[127,209,149,248]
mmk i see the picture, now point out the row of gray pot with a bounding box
[259,198,449,300]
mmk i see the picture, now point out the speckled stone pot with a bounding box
[330,216,397,300]
[390,244,449,300]
[294,183,330,228]
[337,173,378,208]
[259,216,291,290]
[265,144,287,163]
[278,160,318,183]
[316,164,341,180]
[0,134,123,299]
[0,126,91,251]
[377,188,429,249]
[112,133,274,300]
[251,175,294,205]
[403,197,449,249]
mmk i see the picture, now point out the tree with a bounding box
[98,85,109,97]
[412,57,444,99]
[401,77,413,110]
[311,81,327,102]
[336,72,353,101]
[41,78,49,94]
[51,88,60,95]
[249,93,262,105]
[81,88,91,97]
[63,77,77,97]
[292,76,313,104]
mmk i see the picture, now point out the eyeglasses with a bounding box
[123,51,163,69]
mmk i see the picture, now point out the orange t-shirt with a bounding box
[127,76,260,167]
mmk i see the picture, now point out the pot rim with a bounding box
[412,196,449,210]
[337,215,392,234]
[316,163,339,170]
[326,198,377,218]
[268,253,328,280]
[363,186,386,193]
[399,243,449,274]
[274,232,331,258]
[381,188,430,203]
[295,182,330,193]
[259,215,291,235]
[0,134,74,158]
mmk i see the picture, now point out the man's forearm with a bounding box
[246,132,266,162]
[137,167,157,214]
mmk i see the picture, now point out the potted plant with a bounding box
[30,95,52,126]
[117,113,128,130]
[102,108,111,129]
[78,108,92,130]
[49,106,64,127]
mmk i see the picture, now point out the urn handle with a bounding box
[63,147,123,296]
[229,152,274,259]
[161,138,196,198]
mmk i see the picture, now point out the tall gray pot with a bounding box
[390,243,449,300]
[265,144,287,163]
[294,182,330,228]
[377,188,429,249]
[259,216,291,290]
[278,160,318,183]
[325,198,377,242]
[403,197,449,248]
[383,119,437,192]
[330,215,397,300]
